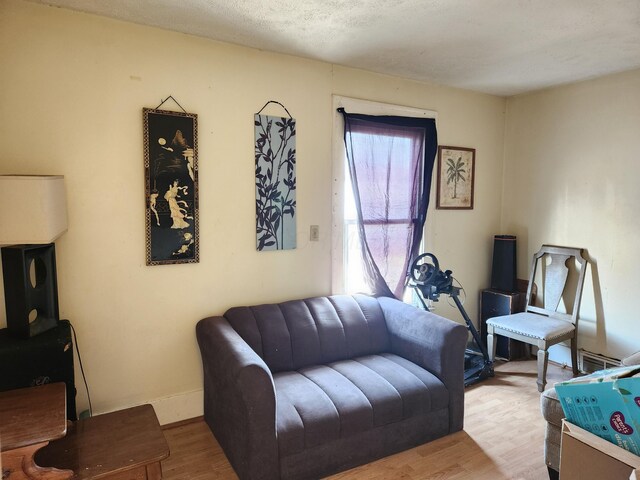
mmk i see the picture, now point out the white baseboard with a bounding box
[150,388,203,425]
[548,343,573,368]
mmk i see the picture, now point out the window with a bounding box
[332,97,437,297]
[343,131,421,295]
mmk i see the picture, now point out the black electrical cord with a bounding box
[69,322,92,418]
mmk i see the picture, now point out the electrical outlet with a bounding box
[310,225,319,241]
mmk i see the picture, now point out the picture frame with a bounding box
[436,145,475,210]
[143,108,199,265]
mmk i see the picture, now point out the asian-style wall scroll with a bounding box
[254,106,296,251]
[143,105,199,265]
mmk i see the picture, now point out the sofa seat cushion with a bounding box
[274,353,449,456]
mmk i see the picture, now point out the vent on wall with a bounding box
[579,349,621,373]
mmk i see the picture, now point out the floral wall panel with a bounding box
[254,114,296,251]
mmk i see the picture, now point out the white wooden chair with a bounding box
[486,245,587,391]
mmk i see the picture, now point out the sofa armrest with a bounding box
[196,316,278,480]
[378,297,468,432]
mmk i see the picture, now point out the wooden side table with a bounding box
[36,404,169,480]
[0,382,73,480]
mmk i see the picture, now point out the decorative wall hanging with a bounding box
[436,145,475,210]
[143,97,199,265]
[254,101,296,251]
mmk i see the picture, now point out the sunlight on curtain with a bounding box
[343,130,422,297]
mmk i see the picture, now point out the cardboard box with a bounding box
[555,365,640,455]
[560,420,640,480]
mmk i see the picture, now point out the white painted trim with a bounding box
[548,343,573,369]
[334,96,437,118]
[92,388,203,425]
[331,96,437,294]
[151,388,203,425]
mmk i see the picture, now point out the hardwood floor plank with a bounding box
[161,359,573,479]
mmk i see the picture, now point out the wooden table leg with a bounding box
[145,462,163,480]
[2,442,73,480]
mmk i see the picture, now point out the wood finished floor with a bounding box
[161,359,573,480]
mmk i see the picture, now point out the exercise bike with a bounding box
[409,253,494,387]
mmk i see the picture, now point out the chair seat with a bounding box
[486,312,575,342]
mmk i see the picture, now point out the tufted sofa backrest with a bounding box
[224,294,391,373]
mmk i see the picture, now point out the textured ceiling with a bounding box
[27,0,640,96]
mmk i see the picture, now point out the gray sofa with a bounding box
[196,294,468,480]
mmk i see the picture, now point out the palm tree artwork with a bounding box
[446,156,467,199]
[255,114,297,251]
[437,146,475,209]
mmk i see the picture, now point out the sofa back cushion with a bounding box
[224,294,390,373]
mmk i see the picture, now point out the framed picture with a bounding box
[436,146,475,210]
[143,108,199,265]
[254,113,297,251]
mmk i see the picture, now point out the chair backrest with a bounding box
[524,245,587,324]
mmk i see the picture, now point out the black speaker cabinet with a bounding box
[490,235,517,293]
[480,288,529,360]
[0,319,76,420]
[1,244,60,338]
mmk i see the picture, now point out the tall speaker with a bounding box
[491,235,517,293]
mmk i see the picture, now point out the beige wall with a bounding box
[0,0,506,421]
[503,68,640,361]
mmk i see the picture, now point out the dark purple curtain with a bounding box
[339,109,437,299]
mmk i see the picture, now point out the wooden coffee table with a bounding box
[36,404,170,479]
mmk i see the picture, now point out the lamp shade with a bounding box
[0,175,68,245]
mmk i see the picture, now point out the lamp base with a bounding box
[1,244,60,338]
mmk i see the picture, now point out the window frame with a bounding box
[331,96,437,295]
